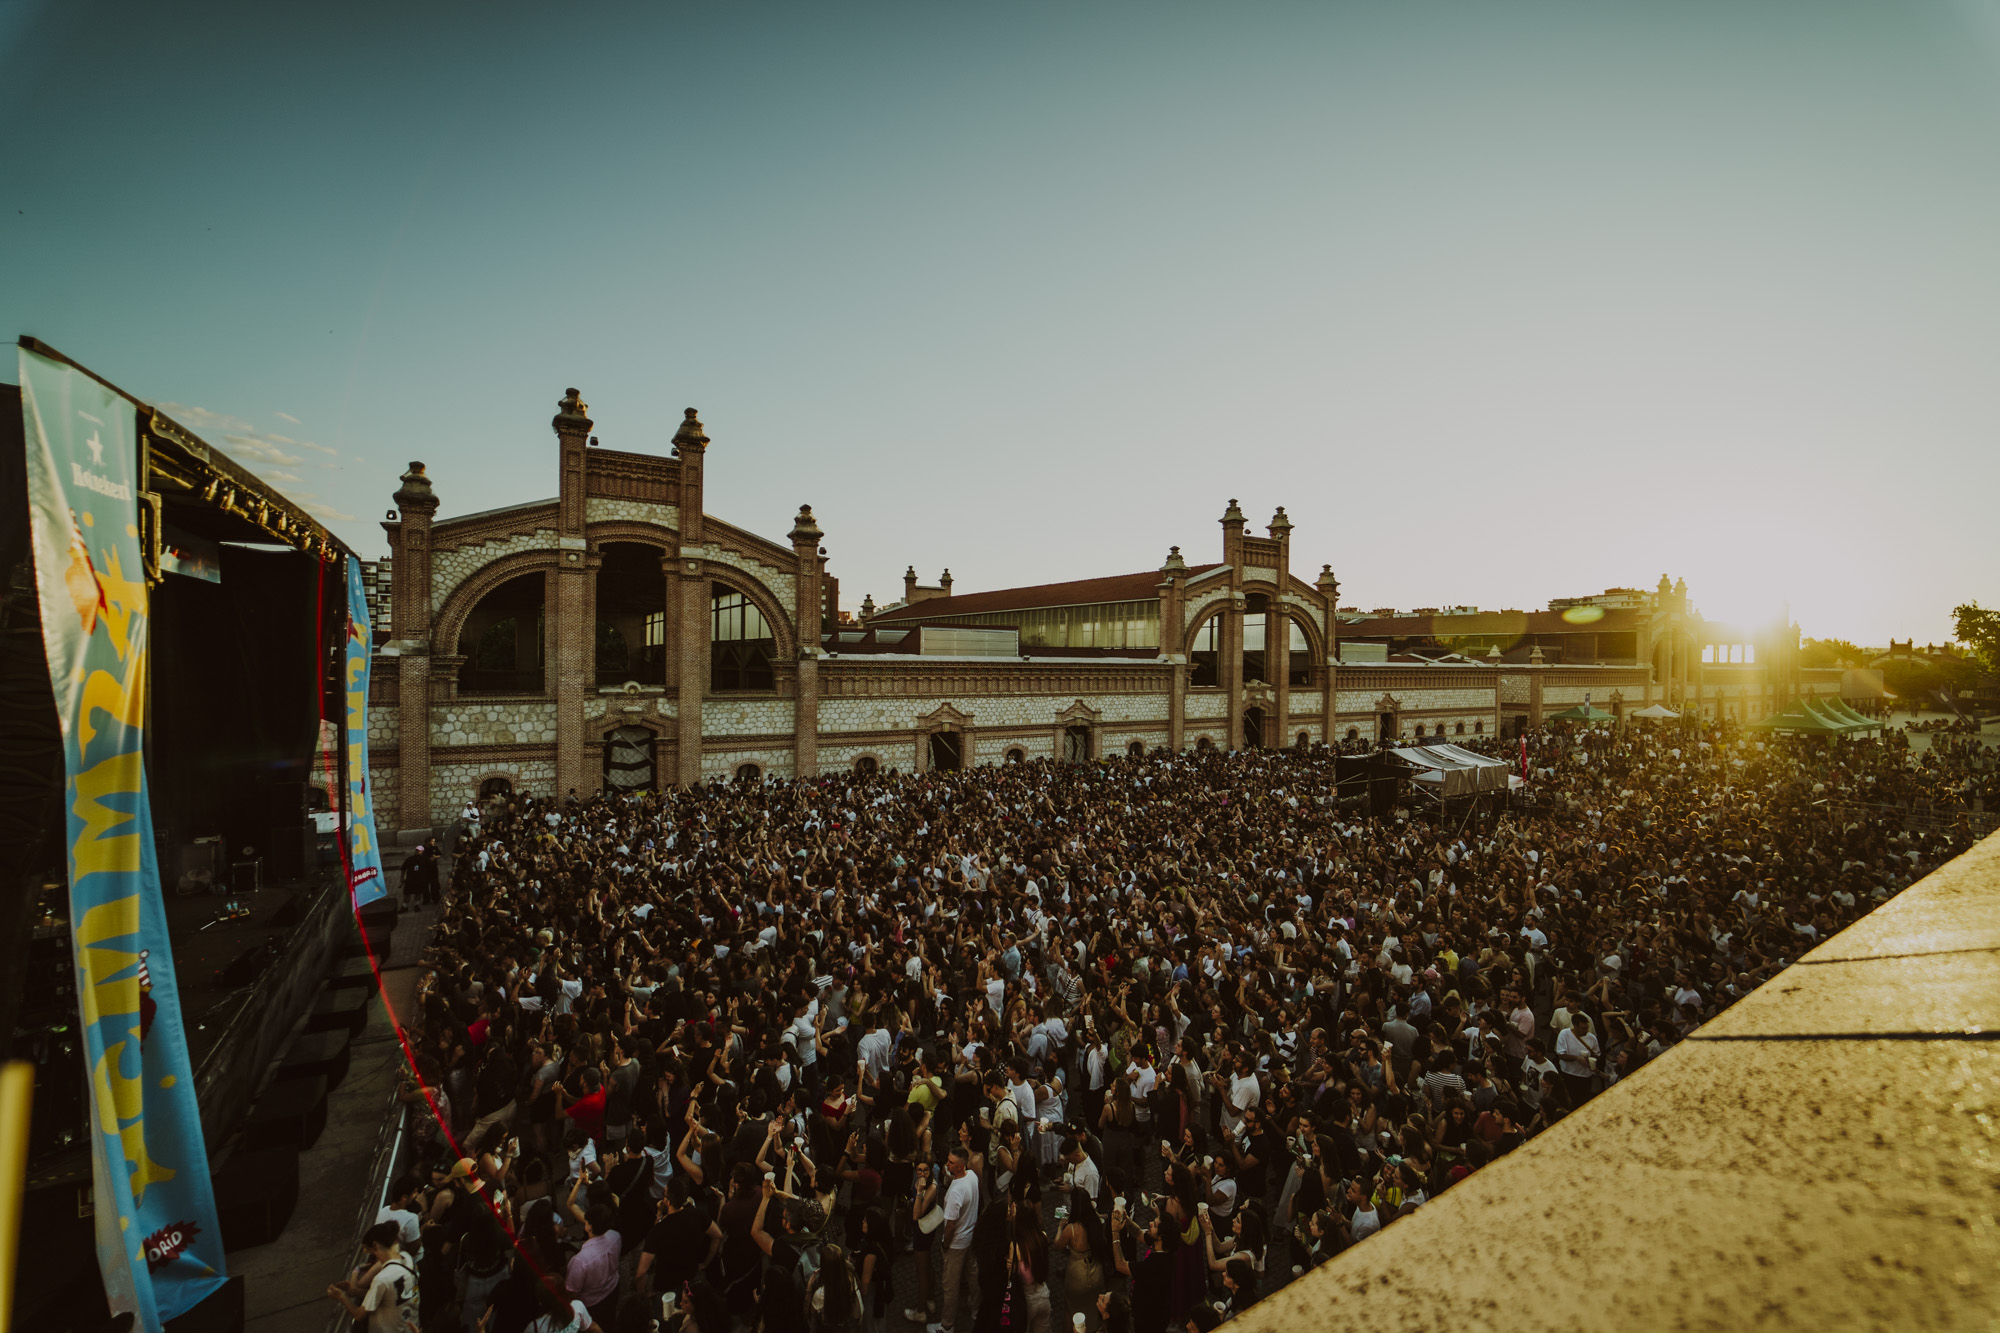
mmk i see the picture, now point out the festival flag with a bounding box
[344,556,388,907]
[20,347,228,1330]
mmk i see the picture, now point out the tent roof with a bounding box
[1821,698,1879,728]
[1631,704,1680,719]
[1749,702,1848,733]
[1545,703,1616,721]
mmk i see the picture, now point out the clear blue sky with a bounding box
[6,1,1999,645]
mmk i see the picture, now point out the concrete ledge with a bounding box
[1237,829,2000,1333]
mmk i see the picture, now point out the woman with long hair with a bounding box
[903,1158,944,1326]
[1054,1186,1112,1311]
[855,1206,896,1333]
[807,1243,861,1333]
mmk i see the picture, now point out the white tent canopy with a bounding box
[1632,704,1680,719]
[1389,743,1516,796]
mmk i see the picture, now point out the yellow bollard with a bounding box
[0,1060,32,1333]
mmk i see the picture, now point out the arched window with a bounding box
[1288,620,1312,687]
[712,585,776,691]
[1005,748,1026,764]
[478,776,513,800]
[1195,736,1214,752]
[1296,731,1309,748]
[596,621,630,675]
[1127,741,1145,758]
[1345,727,1359,741]
[736,762,762,782]
[456,572,545,694]
[1456,722,1466,735]
[1189,618,1221,688]
[1474,720,1484,734]
[595,543,668,686]
[854,755,878,776]
[1412,723,1426,738]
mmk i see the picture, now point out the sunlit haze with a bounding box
[5,1,1998,645]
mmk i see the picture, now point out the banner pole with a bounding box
[0,1059,31,1333]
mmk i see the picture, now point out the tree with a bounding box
[1953,602,2000,675]
[1800,637,1864,669]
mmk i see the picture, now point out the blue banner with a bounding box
[345,556,388,907]
[19,347,228,1330]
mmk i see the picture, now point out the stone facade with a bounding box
[429,528,558,615]
[369,397,1674,833]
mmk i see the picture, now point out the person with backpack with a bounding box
[325,1220,419,1333]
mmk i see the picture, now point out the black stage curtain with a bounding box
[150,546,334,860]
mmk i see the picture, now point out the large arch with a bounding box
[704,563,800,666]
[1183,594,1328,688]
[434,548,560,674]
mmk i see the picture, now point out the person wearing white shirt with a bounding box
[1222,1055,1259,1139]
[1555,1014,1600,1109]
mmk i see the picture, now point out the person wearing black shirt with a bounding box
[638,1176,718,1297]
[466,1041,520,1154]
[1232,1108,1281,1204]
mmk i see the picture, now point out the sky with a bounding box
[5,1,1999,646]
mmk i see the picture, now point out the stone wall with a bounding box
[707,698,796,736]
[369,764,399,825]
[818,692,1162,735]
[430,700,559,747]
[689,541,797,611]
[1185,692,1228,719]
[701,745,794,781]
[430,529,558,615]
[586,498,679,529]
[428,755,558,824]
[367,704,398,749]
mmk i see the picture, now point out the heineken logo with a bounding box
[69,460,131,502]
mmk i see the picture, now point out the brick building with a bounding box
[366,388,1786,835]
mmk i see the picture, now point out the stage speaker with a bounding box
[328,955,381,992]
[163,1274,244,1333]
[265,781,308,822]
[215,942,272,988]
[274,1029,352,1091]
[263,824,313,882]
[305,986,371,1037]
[243,1075,329,1153]
[212,1145,299,1251]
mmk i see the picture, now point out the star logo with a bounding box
[85,431,104,466]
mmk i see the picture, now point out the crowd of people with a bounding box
[341,716,1988,1333]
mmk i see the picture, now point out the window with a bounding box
[1474,720,1484,734]
[1005,748,1026,764]
[478,776,513,799]
[925,600,1160,650]
[1127,741,1145,758]
[736,763,762,781]
[1729,644,1743,664]
[1346,727,1360,741]
[1295,731,1309,748]
[456,572,546,694]
[1289,620,1312,687]
[596,621,629,673]
[1702,644,1715,664]
[711,586,776,691]
[854,755,878,776]
[643,611,665,648]
[1456,722,1466,735]
[1190,618,1221,688]
[1195,736,1214,752]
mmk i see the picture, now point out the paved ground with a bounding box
[228,870,436,1333]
